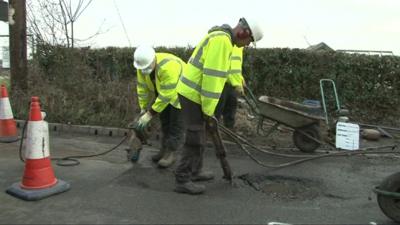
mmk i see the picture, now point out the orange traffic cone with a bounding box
[6,96,70,201]
[0,84,18,143]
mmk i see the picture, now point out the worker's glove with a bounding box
[242,78,247,87]
[203,114,218,128]
[137,111,153,131]
[234,85,245,96]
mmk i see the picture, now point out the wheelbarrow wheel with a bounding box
[292,124,321,153]
[377,172,400,223]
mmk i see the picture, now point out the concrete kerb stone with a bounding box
[117,128,129,137]
[15,119,128,137]
[49,123,62,133]
[89,126,103,136]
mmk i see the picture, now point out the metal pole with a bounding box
[9,0,28,91]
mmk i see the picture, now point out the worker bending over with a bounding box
[175,18,263,194]
[133,46,185,168]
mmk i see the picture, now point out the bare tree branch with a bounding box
[72,0,83,20]
[74,0,93,21]
[74,19,110,42]
[27,0,106,48]
[58,0,70,47]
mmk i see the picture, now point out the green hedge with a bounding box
[11,45,399,127]
[243,48,400,124]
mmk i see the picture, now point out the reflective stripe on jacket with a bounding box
[227,46,244,87]
[177,31,233,116]
[137,53,185,113]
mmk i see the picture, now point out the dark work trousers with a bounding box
[175,95,207,183]
[158,104,184,152]
[215,83,238,129]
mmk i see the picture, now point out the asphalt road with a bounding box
[1,132,399,224]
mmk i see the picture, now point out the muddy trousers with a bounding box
[159,105,184,152]
[175,95,206,183]
[215,83,238,129]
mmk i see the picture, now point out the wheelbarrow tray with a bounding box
[258,96,325,129]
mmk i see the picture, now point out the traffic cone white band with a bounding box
[0,98,14,119]
[25,121,50,159]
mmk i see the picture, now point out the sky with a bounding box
[0,0,400,55]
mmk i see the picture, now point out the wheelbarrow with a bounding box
[245,91,325,153]
[244,79,345,153]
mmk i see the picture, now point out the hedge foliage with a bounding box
[11,45,399,127]
[243,48,400,125]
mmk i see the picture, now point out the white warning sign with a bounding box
[336,122,360,150]
[2,46,10,68]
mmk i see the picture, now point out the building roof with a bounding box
[306,42,334,52]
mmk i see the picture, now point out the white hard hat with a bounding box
[133,45,155,69]
[242,17,263,46]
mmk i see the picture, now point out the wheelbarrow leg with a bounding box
[258,121,280,138]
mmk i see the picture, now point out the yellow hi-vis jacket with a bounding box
[136,53,185,113]
[227,46,244,87]
[177,30,233,116]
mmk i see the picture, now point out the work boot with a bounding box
[174,181,205,195]
[191,171,215,182]
[151,148,166,162]
[157,151,176,168]
[126,148,141,162]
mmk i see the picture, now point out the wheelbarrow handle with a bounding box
[243,86,261,116]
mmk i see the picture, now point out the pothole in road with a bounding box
[238,174,322,201]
